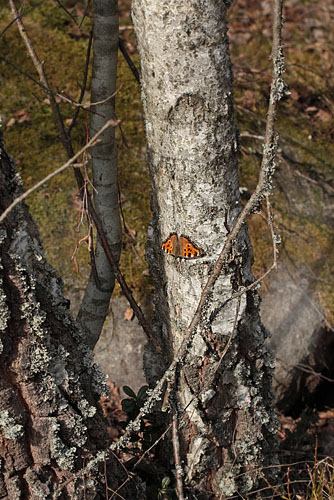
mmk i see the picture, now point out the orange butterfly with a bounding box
[161,233,203,259]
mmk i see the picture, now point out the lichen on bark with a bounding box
[0,133,142,499]
[132,0,278,496]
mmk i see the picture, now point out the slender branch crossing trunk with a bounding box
[132,0,277,497]
[0,135,141,499]
[77,0,121,348]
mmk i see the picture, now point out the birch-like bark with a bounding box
[0,135,142,499]
[132,0,277,496]
[77,0,121,349]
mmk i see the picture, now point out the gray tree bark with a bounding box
[0,135,141,499]
[77,0,121,349]
[132,0,277,497]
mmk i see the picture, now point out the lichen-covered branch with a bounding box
[0,134,143,499]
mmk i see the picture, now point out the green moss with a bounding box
[0,2,152,298]
[234,13,334,319]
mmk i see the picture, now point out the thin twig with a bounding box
[60,87,120,109]
[172,414,185,500]
[0,55,54,93]
[119,38,140,84]
[0,54,106,115]
[9,0,73,155]
[0,0,46,38]
[55,0,78,26]
[0,120,116,223]
[68,28,93,135]
[79,0,91,29]
[210,198,279,321]
[133,423,172,470]
[104,452,109,500]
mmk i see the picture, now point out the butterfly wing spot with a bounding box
[162,234,203,259]
[161,233,178,256]
[183,245,200,259]
[182,244,200,258]
[180,235,203,259]
[162,240,173,254]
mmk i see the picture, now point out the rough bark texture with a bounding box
[132,0,277,497]
[77,0,121,349]
[0,136,141,499]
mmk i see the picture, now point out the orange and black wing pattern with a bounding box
[179,235,203,258]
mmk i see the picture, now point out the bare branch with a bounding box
[0,0,46,38]
[68,28,93,134]
[55,0,78,26]
[119,38,140,84]
[79,0,91,29]
[172,414,185,500]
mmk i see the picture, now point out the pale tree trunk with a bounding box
[132,0,277,497]
[77,0,121,349]
[0,136,141,498]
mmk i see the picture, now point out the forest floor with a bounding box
[1,0,334,497]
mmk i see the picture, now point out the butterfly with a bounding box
[161,233,204,259]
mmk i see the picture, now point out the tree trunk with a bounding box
[0,135,141,498]
[132,0,277,497]
[77,0,121,349]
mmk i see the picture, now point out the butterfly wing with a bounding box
[179,235,203,259]
[161,233,178,256]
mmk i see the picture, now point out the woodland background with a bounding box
[1,0,334,497]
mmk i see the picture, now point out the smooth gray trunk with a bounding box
[132,0,277,497]
[77,0,121,349]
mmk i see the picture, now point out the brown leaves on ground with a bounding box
[6,109,30,127]
[100,381,128,441]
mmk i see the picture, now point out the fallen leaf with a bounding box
[305,106,318,113]
[127,228,137,240]
[124,307,134,321]
[17,112,30,123]
[289,88,299,101]
[315,109,331,122]
[6,118,16,127]
[13,109,27,117]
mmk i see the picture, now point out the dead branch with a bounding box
[0,0,45,38]
[119,38,140,84]
[172,414,185,500]
[68,28,93,134]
